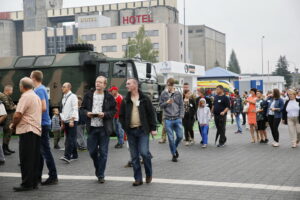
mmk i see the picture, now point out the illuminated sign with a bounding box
[122,15,154,24]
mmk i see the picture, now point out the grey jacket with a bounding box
[159,90,184,119]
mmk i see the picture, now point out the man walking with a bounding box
[10,77,42,192]
[109,86,124,149]
[212,85,230,147]
[60,82,79,163]
[119,78,157,186]
[0,101,7,165]
[82,76,116,183]
[30,70,58,185]
[0,85,16,156]
[159,78,184,162]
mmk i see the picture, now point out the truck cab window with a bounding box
[113,63,126,78]
[99,63,109,77]
[127,62,134,78]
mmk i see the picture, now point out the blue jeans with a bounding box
[165,119,183,156]
[39,125,58,179]
[127,128,152,181]
[64,122,78,160]
[235,113,242,132]
[113,118,124,144]
[87,127,110,178]
[200,125,209,144]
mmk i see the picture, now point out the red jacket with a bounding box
[114,94,123,118]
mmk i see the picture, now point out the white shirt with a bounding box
[60,91,79,122]
[268,101,275,115]
[286,100,299,118]
[197,106,211,125]
[0,103,7,116]
[91,93,104,127]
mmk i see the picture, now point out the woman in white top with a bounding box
[197,98,211,148]
[282,89,300,148]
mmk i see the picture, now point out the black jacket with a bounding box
[119,90,157,134]
[282,99,300,124]
[82,90,116,135]
[183,98,196,120]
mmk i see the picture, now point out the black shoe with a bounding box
[200,140,203,144]
[259,140,265,144]
[114,143,123,149]
[0,160,5,165]
[41,178,58,186]
[7,146,15,153]
[264,139,269,143]
[175,150,179,158]
[70,156,78,162]
[98,177,105,184]
[231,119,234,124]
[217,143,225,147]
[172,155,178,162]
[132,180,143,186]
[13,185,38,192]
[124,161,133,168]
[3,149,11,156]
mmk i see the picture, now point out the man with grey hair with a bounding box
[60,82,79,163]
[82,76,116,184]
[10,77,42,192]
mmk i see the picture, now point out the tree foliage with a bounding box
[272,55,292,88]
[228,50,241,74]
[124,25,158,62]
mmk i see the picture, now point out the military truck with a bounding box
[0,44,161,113]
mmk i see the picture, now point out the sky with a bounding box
[0,0,299,74]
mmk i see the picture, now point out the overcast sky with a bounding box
[0,0,299,74]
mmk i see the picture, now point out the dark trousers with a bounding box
[87,127,110,178]
[39,125,57,179]
[127,128,152,182]
[19,132,41,188]
[64,122,78,160]
[214,115,227,145]
[242,113,246,125]
[268,115,281,142]
[183,118,195,141]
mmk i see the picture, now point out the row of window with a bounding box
[101,43,159,53]
[47,36,74,55]
[80,30,159,41]
[188,29,203,34]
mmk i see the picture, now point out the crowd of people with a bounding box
[0,73,299,192]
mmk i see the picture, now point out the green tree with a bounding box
[124,25,158,62]
[228,50,241,74]
[272,55,292,88]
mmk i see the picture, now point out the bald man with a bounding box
[10,77,42,192]
[60,82,79,163]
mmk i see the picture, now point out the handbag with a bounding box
[243,103,249,113]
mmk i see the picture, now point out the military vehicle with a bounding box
[0,44,161,113]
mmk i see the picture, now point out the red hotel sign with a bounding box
[122,15,154,24]
[0,12,10,20]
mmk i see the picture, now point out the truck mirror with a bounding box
[146,63,152,79]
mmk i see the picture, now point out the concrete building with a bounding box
[188,25,226,70]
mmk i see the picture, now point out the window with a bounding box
[127,62,134,78]
[196,29,203,33]
[66,35,73,45]
[101,33,116,40]
[15,57,36,68]
[122,31,137,39]
[122,45,128,52]
[98,63,109,77]
[81,34,96,41]
[135,62,157,81]
[34,56,55,66]
[181,41,183,47]
[145,30,159,37]
[181,54,183,61]
[102,46,117,52]
[180,29,183,35]
[56,36,65,53]
[152,43,159,50]
[113,63,126,78]
[188,30,193,34]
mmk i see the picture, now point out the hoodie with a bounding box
[197,98,211,125]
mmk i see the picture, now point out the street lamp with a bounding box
[261,36,265,75]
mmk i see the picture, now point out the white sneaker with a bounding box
[201,144,207,148]
[185,141,190,146]
[190,140,195,145]
[272,142,279,147]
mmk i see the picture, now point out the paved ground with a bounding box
[0,122,300,200]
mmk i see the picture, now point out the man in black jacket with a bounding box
[82,76,116,184]
[119,78,157,186]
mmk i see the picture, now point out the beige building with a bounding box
[188,25,226,70]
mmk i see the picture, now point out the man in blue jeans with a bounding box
[159,78,184,162]
[30,70,58,185]
[120,78,157,186]
[82,76,116,184]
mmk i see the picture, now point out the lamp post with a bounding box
[261,36,265,75]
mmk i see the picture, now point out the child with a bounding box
[197,98,211,148]
[77,96,87,150]
[51,108,61,149]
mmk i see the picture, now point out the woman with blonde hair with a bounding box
[282,89,300,148]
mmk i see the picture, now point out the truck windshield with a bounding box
[135,62,157,82]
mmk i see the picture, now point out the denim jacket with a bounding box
[267,98,284,119]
